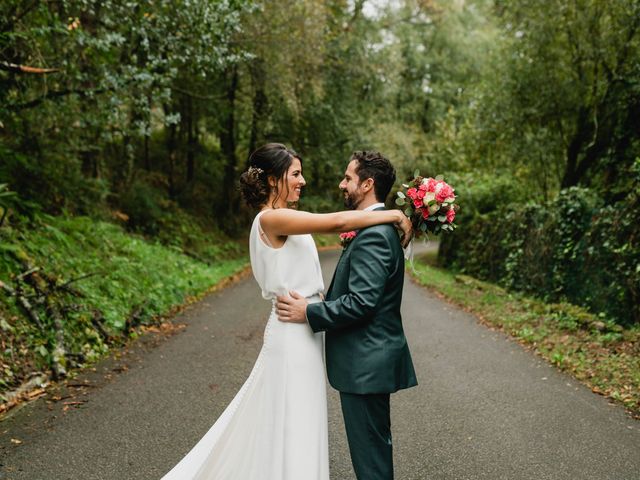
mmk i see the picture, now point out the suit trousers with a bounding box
[340,391,393,480]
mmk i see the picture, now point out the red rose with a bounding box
[435,182,454,203]
[422,208,429,219]
[426,178,438,192]
[339,230,357,248]
[413,198,423,208]
[446,207,456,223]
[406,188,417,199]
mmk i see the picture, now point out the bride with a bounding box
[160,143,411,479]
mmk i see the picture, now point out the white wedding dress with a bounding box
[161,210,330,479]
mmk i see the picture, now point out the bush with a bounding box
[119,179,167,235]
[440,180,639,326]
[0,214,247,393]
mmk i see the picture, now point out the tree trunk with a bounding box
[164,104,178,198]
[144,134,150,171]
[219,66,239,224]
[120,134,135,189]
[81,150,99,179]
[186,96,196,183]
[249,59,268,156]
[561,108,590,188]
[144,94,152,171]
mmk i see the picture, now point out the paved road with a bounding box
[1,249,639,480]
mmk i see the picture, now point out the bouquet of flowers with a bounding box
[395,172,459,237]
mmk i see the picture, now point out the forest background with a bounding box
[1,0,638,410]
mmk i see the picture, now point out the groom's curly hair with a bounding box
[351,151,396,203]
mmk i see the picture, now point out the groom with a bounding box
[276,150,417,480]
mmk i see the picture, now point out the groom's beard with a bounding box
[342,189,364,210]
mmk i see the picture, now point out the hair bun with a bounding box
[239,166,269,209]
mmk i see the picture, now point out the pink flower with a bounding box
[421,208,429,220]
[416,189,426,200]
[418,183,428,192]
[446,207,456,223]
[413,198,423,208]
[435,182,455,203]
[406,188,418,199]
[425,178,438,193]
[339,230,357,248]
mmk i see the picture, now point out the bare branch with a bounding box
[12,87,107,111]
[0,279,46,333]
[16,267,40,281]
[59,272,99,290]
[0,61,60,74]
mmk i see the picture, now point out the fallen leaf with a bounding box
[27,388,46,399]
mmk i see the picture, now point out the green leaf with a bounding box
[438,215,446,222]
[397,191,406,199]
[0,318,14,332]
[413,169,420,178]
[0,243,21,253]
[395,197,406,206]
[435,174,444,181]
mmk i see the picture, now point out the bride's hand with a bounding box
[394,211,413,248]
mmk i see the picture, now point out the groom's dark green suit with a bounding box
[306,207,417,480]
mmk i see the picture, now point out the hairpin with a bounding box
[248,166,264,176]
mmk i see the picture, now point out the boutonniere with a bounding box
[339,230,357,249]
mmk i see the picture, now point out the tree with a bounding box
[491,0,640,194]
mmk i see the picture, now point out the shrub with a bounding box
[440,181,639,325]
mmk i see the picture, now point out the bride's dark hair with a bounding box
[239,143,302,209]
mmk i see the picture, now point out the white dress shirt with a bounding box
[363,202,386,212]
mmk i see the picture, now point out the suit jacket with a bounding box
[307,207,418,394]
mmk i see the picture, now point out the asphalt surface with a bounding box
[1,248,639,480]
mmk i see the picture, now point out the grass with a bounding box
[0,214,248,401]
[410,251,640,419]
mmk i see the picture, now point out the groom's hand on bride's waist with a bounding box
[276,291,309,323]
